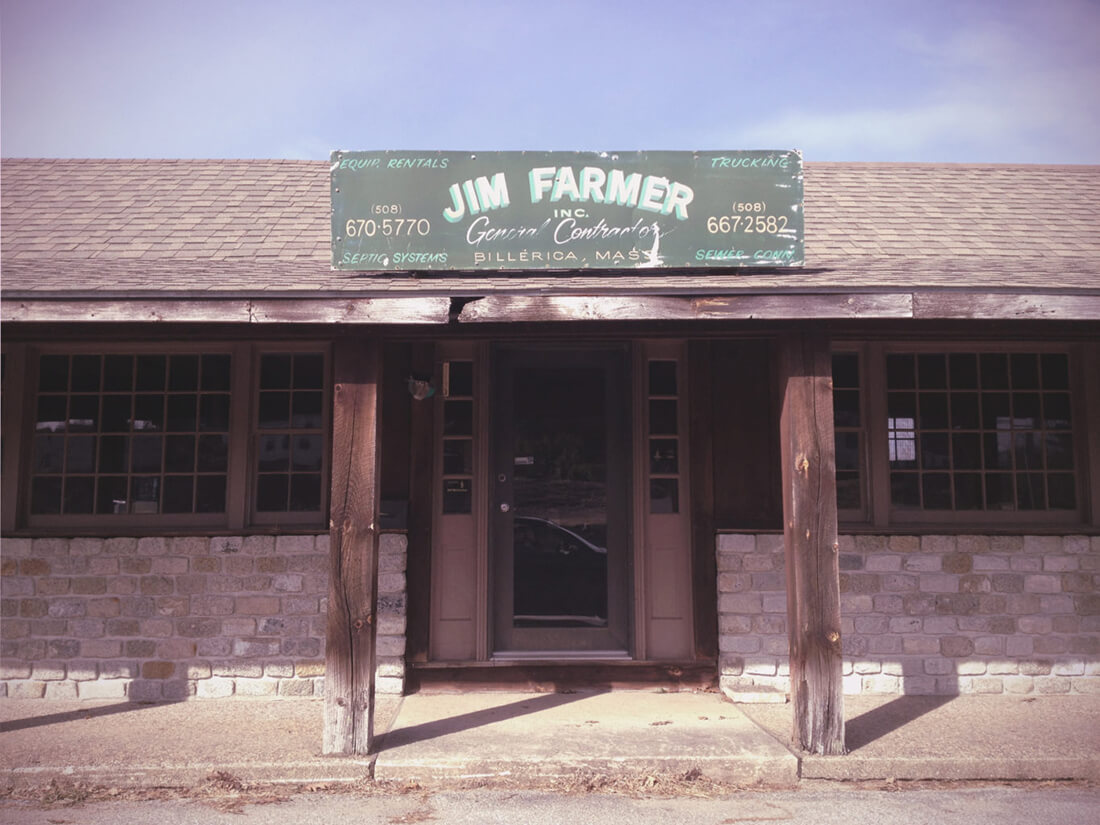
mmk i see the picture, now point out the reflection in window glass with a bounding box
[255,352,326,515]
[29,353,231,517]
[882,351,1077,513]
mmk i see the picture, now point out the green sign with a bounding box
[331,150,802,271]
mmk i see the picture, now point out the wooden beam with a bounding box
[457,294,913,323]
[1,297,451,325]
[777,331,846,756]
[912,292,1100,320]
[324,337,382,756]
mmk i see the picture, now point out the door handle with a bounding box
[499,503,511,513]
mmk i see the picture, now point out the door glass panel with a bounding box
[511,366,608,629]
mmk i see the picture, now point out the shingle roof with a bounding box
[2,159,1098,315]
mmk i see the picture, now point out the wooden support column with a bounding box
[778,331,846,756]
[324,337,382,756]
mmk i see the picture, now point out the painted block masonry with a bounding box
[0,533,407,700]
[718,533,1100,700]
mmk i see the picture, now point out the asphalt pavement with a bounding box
[1,691,1098,791]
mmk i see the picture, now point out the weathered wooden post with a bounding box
[778,331,846,755]
[324,337,382,755]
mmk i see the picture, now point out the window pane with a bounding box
[650,478,679,513]
[134,394,165,431]
[952,433,981,470]
[949,354,978,389]
[291,391,323,428]
[836,472,861,509]
[71,355,101,392]
[919,394,949,429]
[130,476,160,514]
[98,435,129,473]
[649,399,677,435]
[980,354,1009,389]
[444,400,473,436]
[165,435,196,473]
[291,434,323,472]
[984,432,1013,470]
[259,434,290,471]
[64,477,95,514]
[104,355,133,391]
[1017,473,1045,509]
[650,439,679,474]
[920,433,949,469]
[886,354,914,389]
[891,473,920,508]
[293,354,324,390]
[1048,474,1076,509]
[1041,354,1069,390]
[1013,393,1041,428]
[1043,393,1072,429]
[1011,354,1039,389]
[917,354,947,389]
[197,434,229,472]
[833,390,860,427]
[955,473,982,510]
[96,476,127,514]
[131,435,163,472]
[982,392,1010,429]
[442,479,471,514]
[1045,433,1074,470]
[985,473,1014,510]
[832,354,859,389]
[39,355,69,392]
[66,437,96,474]
[256,475,289,511]
[69,396,98,431]
[163,476,194,513]
[836,432,860,471]
[31,477,63,514]
[259,391,290,429]
[36,395,67,431]
[195,475,227,513]
[447,361,473,396]
[260,354,292,389]
[166,394,197,431]
[648,361,677,396]
[443,439,472,475]
[198,394,230,431]
[34,436,64,473]
[102,396,131,432]
[201,354,232,391]
[922,473,951,509]
[950,393,979,429]
[289,474,321,511]
[135,356,166,391]
[168,355,199,391]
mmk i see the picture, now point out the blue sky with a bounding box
[2,0,1098,162]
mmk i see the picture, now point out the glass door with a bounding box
[491,346,631,656]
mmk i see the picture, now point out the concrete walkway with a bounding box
[1,692,1098,790]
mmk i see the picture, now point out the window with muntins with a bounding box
[834,345,1085,526]
[21,345,328,529]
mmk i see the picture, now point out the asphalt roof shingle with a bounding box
[2,159,1098,298]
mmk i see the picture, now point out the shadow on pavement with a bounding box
[0,699,182,733]
[378,691,598,752]
[845,695,955,751]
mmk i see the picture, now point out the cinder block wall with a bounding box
[717,533,1099,700]
[0,533,407,700]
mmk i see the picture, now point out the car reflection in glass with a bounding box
[513,515,608,628]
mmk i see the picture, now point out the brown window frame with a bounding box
[8,341,330,533]
[837,341,1091,530]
